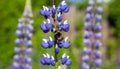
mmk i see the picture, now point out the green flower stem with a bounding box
[55,61,61,69]
[26,0,31,6]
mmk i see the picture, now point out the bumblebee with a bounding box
[54,30,64,42]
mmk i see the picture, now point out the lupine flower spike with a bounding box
[82,0,103,69]
[12,0,33,69]
[39,0,72,68]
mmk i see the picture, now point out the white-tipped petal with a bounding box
[46,53,50,58]
[58,12,61,17]
[62,0,66,5]
[67,56,70,59]
[43,39,48,43]
[43,6,46,10]
[52,56,55,60]
[49,36,53,41]
[43,21,46,24]
[43,54,46,57]
[56,44,58,48]
[62,53,66,58]
[58,66,61,69]
[53,5,56,9]
[64,20,68,24]
[64,37,68,42]
[47,19,51,23]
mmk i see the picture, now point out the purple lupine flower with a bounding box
[40,6,51,19]
[84,13,91,22]
[96,7,103,14]
[13,0,33,68]
[84,31,91,39]
[14,48,21,54]
[61,20,70,32]
[58,1,69,13]
[52,5,56,17]
[40,22,49,33]
[15,39,22,46]
[15,30,22,37]
[94,40,102,49]
[25,40,32,47]
[25,57,32,64]
[45,19,54,30]
[41,37,54,49]
[55,45,59,54]
[84,22,91,30]
[40,53,56,66]
[60,53,72,66]
[48,36,54,48]
[93,59,102,66]
[83,39,91,46]
[12,62,20,69]
[82,0,103,68]
[94,50,102,59]
[25,48,32,55]
[17,23,24,30]
[27,24,34,32]
[41,39,49,48]
[63,37,71,48]
[95,15,102,21]
[65,59,72,66]
[57,13,63,22]
[82,55,90,62]
[83,48,91,55]
[86,6,92,13]
[39,0,72,67]
[24,64,32,69]
[94,23,102,31]
[14,55,21,62]
[82,63,90,69]
[94,32,102,39]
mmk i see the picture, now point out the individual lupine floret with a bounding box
[55,45,59,54]
[93,59,102,67]
[52,5,56,18]
[94,32,102,39]
[86,6,93,13]
[83,39,91,46]
[40,53,56,66]
[40,6,51,19]
[57,12,63,22]
[93,40,102,49]
[57,37,71,48]
[84,13,92,22]
[40,19,54,33]
[84,22,91,30]
[84,31,92,39]
[41,37,54,48]
[95,15,102,21]
[83,48,91,55]
[94,23,102,31]
[96,7,103,14]
[60,53,72,66]
[82,62,90,69]
[82,55,90,63]
[58,1,70,13]
[94,50,102,59]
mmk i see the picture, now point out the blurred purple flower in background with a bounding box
[82,0,103,68]
[12,0,33,69]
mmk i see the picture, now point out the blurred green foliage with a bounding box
[108,0,120,41]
